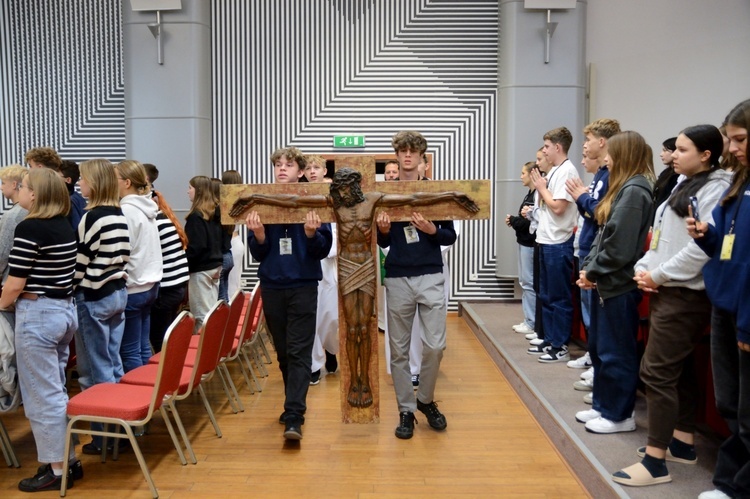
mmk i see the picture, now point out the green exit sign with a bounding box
[333,134,366,148]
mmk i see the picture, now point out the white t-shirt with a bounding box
[535,159,580,245]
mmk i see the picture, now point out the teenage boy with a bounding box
[59,160,86,229]
[564,119,620,371]
[245,147,333,440]
[24,147,62,171]
[528,126,580,363]
[376,130,455,439]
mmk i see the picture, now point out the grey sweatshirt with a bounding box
[635,169,732,289]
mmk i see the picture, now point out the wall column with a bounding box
[122,0,211,213]
[495,0,587,277]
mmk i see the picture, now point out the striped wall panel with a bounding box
[0,0,125,173]
[213,0,514,307]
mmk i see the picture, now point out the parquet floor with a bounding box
[0,314,588,498]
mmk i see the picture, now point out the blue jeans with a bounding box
[120,284,159,373]
[711,307,750,498]
[589,288,641,422]
[74,288,128,390]
[14,296,77,463]
[219,251,234,302]
[261,286,317,420]
[518,244,535,329]
[538,238,574,348]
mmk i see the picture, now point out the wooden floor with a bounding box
[0,314,588,498]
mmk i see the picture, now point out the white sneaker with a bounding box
[525,332,538,340]
[585,416,636,434]
[580,367,594,380]
[698,489,732,499]
[583,392,593,404]
[566,351,592,369]
[529,337,544,346]
[575,408,601,423]
[573,378,593,391]
[513,322,534,335]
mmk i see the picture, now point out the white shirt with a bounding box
[535,159,580,245]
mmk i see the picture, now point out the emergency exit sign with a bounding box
[333,135,366,148]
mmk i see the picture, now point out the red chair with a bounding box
[120,300,229,464]
[214,290,247,413]
[62,311,195,498]
[238,283,270,391]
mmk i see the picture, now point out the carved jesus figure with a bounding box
[230,167,479,408]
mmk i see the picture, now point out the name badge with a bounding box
[279,237,292,255]
[404,225,420,244]
[650,229,660,250]
[720,234,735,261]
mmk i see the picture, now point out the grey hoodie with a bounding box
[583,174,654,300]
[635,169,732,290]
[120,194,163,293]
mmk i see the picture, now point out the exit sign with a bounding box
[333,135,366,148]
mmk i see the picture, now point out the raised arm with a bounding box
[229,193,330,218]
[379,191,479,213]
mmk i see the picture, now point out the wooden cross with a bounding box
[221,155,490,423]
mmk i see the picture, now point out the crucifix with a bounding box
[221,155,490,423]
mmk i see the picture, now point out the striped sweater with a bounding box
[156,212,189,289]
[74,206,131,301]
[8,216,77,298]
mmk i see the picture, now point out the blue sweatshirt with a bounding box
[378,220,456,278]
[576,165,609,260]
[249,223,333,289]
[695,183,750,344]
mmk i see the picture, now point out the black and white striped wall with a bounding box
[0,0,513,306]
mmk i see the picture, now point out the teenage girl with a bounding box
[690,100,750,499]
[185,175,223,331]
[575,131,654,438]
[222,170,246,297]
[614,125,730,487]
[115,160,163,372]
[0,168,80,491]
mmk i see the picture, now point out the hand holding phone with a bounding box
[689,196,700,223]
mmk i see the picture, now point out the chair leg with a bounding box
[220,362,245,412]
[241,348,263,391]
[236,352,256,394]
[165,402,197,464]
[159,405,187,466]
[198,384,223,438]
[216,366,240,414]
[0,418,20,468]
[252,343,269,377]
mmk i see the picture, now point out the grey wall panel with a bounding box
[213,0,512,308]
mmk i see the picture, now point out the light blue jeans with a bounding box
[74,288,128,390]
[15,296,77,463]
[518,244,536,330]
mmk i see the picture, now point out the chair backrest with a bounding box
[150,311,195,409]
[192,300,230,382]
[219,290,246,360]
[241,282,263,345]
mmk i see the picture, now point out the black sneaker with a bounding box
[37,460,83,481]
[284,419,303,440]
[527,342,551,355]
[309,370,321,385]
[411,374,420,389]
[325,351,338,374]
[395,411,416,439]
[279,412,305,425]
[18,466,74,492]
[417,399,448,430]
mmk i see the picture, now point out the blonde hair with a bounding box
[80,159,120,209]
[25,168,71,219]
[305,155,326,169]
[115,160,149,195]
[0,164,28,183]
[583,118,621,139]
[188,176,217,221]
[595,131,655,225]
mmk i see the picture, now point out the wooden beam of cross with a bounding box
[221,155,490,423]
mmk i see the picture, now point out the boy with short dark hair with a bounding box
[245,146,333,440]
[59,160,86,229]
